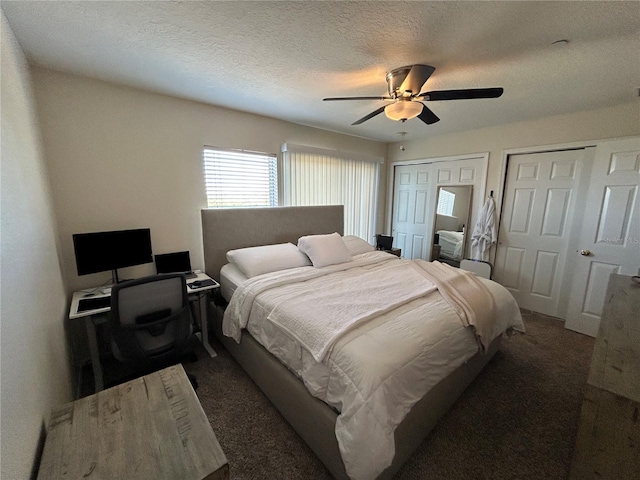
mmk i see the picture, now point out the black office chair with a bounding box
[108,273,198,389]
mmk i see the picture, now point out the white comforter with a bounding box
[223,252,524,480]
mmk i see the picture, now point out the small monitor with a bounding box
[73,228,152,282]
[376,234,393,251]
[155,251,192,275]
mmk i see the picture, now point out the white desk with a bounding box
[69,272,219,393]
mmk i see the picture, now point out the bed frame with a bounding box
[201,206,501,479]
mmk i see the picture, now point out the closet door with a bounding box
[431,157,486,260]
[496,137,639,336]
[390,155,487,260]
[391,164,433,260]
[494,149,588,317]
[564,137,640,336]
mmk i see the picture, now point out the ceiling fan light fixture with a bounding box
[326,64,501,126]
[385,101,423,122]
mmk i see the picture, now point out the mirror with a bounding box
[432,185,473,266]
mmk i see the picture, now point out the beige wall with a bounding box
[386,102,640,226]
[31,68,387,293]
[34,68,639,295]
[0,12,73,479]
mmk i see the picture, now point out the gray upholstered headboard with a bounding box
[201,205,344,281]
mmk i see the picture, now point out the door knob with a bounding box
[579,249,591,256]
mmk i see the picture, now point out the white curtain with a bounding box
[282,145,380,242]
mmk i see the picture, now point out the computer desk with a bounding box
[69,271,219,393]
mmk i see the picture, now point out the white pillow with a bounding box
[226,242,311,278]
[342,235,375,256]
[297,232,353,268]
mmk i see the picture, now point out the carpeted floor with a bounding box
[178,311,595,480]
[85,311,595,479]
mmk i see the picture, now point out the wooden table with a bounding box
[569,274,640,479]
[38,365,229,480]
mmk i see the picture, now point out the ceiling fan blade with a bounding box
[352,106,386,125]
[418,87,504,101]
[398,65,436,95]
[323,96,392,101]
[417,105,440,125]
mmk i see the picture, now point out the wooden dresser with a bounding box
[38,365,229,480]
[569,274,640,479]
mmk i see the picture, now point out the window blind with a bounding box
[282,145,379,241]
[437,189,456,216]
[203,147,278,207]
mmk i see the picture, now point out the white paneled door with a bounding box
[391,156,488,261]
[496,137,640,336]
[494,149,588,317]
[392,164,433,260]
[564,137,640,336]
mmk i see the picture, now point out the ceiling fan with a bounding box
[323,64,503,126]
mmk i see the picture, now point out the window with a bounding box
[203,147,278,207]
[282,144,381,241]
[437,189,456,216]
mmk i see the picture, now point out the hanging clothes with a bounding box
[471,196,496,261]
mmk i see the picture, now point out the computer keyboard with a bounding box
[77,296,111,312]
[188,278,216,289]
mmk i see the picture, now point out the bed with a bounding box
[437,229,464,260]
[201,206,524,480]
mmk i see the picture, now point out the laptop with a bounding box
[154,251,198,279]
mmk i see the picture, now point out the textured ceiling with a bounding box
[3,1,639,143]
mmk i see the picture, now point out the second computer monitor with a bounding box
[376,234,393,251]
[155,251,192,275]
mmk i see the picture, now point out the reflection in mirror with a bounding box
[432,185,473,266]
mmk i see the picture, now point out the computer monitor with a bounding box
[155,251,192,275]
[72,228,153,283]
[376,234,393,251]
